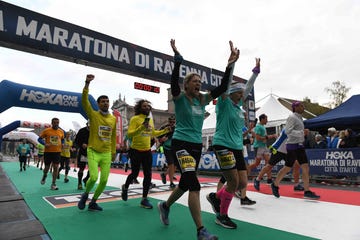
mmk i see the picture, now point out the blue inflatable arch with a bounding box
[0,80,98,145]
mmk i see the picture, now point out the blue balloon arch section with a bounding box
[0,80,98,145]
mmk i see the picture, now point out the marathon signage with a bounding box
[148,149,360,176]
[0,1,249,92]
[307,148,360,176]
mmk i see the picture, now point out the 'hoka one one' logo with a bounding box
[326,151,354,160]
[19,89,79,107]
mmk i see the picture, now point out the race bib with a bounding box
[215,149,236,170]
[80,155,88,162]
[98,125,111,141]
[50,136,59,145]
[176,149,196,172]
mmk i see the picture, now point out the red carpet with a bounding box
[247,183,360,206]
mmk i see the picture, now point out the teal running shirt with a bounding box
[253,123,267,148]
[173,93,209,144]
[213,97,245,150]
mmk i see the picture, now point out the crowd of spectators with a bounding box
[308,127,359,149]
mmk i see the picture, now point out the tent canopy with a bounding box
[304,94,360,132]
[256,94,294,128]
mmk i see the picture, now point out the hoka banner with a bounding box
[0,80,97,118]
[306,148,360,176]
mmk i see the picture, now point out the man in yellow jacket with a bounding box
[77,74,116,211]
[121,99,170,209]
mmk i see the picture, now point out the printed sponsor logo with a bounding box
[44,183,217,208]
[19,89,79,107]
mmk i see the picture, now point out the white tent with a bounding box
[255,94,298,135]
[2,131,39,145]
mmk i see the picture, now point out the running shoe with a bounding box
[64,178,69,183]
[78,192,89,210]
[157,201,170,225]
[169,182,176,189]
[241,196,256,205]
[140,198,153,209]
[206,193,220,214]
[215,215,237,229]
[51,184,59,190]
[121,184,128,201]
[160,172,166,184]
[271,183,280,198]
[294,184,304,191]
[304,191,320,200]
[254,178,260,191]
[88,202,103,211]
[197,227,218,240]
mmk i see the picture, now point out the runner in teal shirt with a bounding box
[207,58,260,229]
[157,39,240,240]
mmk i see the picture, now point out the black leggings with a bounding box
[124,148,152,198]
[59,156,70,174]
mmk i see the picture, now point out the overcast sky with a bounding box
[1,0,359,131]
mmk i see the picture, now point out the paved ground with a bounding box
[0,155,49,240]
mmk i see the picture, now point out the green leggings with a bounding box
[85,148,111,200]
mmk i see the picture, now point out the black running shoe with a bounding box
[304,190,320,200]
[215,215,237,229]
[254,178,260,191]
[241,196,256,205]
[78,193,89,210]
[121,184,128,201]
[88,202,103,211]
[206,192,220,214]
[160,173,166,184]
[271,183,280,198]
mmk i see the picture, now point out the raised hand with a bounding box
[255,58,260,68]
[170,39,180,55]
[86,74,95,82]
[227,40,240,65]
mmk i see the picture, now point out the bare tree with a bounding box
[325,80,350,108]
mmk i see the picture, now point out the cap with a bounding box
[291,101,301,112]
[229,82,246,94]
